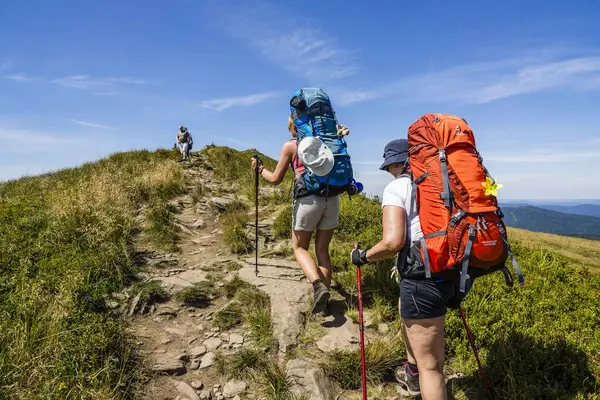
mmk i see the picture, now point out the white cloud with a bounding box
[199,92,277,112]
[69,119,118,131]
[51,75,146,89]
[340,55,600,107]
[211,2,358,85]
[4,73,40,83]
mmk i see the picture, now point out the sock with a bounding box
[406,362,419,376]
[312,279,322,291]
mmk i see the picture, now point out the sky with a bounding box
[1,0,600,200]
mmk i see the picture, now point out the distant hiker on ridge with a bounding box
[251,88,357,316]
[176,125,193,162]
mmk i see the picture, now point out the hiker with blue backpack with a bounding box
[251,88,362,315]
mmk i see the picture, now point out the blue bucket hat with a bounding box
[379,139,409,171]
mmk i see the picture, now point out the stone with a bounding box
[213,384,221,389]
[229,333,244,345]
[197,324,205,332]
[199,389,212,399]
[217,282,225,287]
[199,352,216,369]
[378,323,390,334]
[287,358,335,400]
[211,327,220,333]
[152,361,186,375]
[176,353,189,362]
[238,260,311,354]
[160,338,172,345]
[190,359,201,370]
[192,218,206,229]
[210,197,234,212]
[222,344,231,350]
[232,343,242,349]
[223,380,247,398]
[188,336,199,345]
[154,349,167,354]
[129,291,142,315]
[190,345,207,359]
[156,305,178,316]
[316,318,360,353]
[191,380,204,390]
[215,394,224,400]
[220,333,230,342]
[166,327,187,336]
[174,381,200,400]
[232,396,241,400]
[203,337,222,351]
[106,300,120,309]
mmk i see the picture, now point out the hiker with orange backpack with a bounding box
[351,115,523,399]
[251,88,359,316]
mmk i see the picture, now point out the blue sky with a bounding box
[1,0,600,199]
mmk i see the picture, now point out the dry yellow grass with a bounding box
[508,226,600,272]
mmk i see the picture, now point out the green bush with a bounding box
[214,302,244,330]
[324,339,404,390]
[221,210,252,254]
[176,281,219,307]
[273,205,293,240]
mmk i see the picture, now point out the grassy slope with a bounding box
[508,227,600,272]
[0,149,185,399]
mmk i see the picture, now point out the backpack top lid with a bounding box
[289,88,332,113]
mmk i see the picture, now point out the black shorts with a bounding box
[399,277,472,320]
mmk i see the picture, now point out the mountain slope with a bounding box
[537,203,600,218]
[502,205,600,240]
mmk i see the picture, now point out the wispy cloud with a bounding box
[4,72,145,90]
[69,119,118,131]
[210,2,359,85]
[52,75,145,89]
[0,127,84,155]
[4,73,41,83]
[199,91,277,112]
[341,54,600,106]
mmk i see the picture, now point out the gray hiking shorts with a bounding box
[292,194,339,232]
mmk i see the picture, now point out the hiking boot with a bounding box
[320,301,332,317]
[311,281,330,315]
[395,362,421,397]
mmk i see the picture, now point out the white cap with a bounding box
[297,137,334,177]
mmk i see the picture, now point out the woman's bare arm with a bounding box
[364,205,407,262]
[257,141,295,185]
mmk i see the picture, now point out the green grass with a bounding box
[214,302,245,330]
[273,205,293,240]
[220,210,252,254]
[216,348,269,379]
[175,281,219,308]
[324,338,404,390]
[223,275,254,299]
[0,148,184,399]
[131,280,170,309]
[246,308,274,348]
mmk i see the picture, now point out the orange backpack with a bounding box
[406,113,524,292]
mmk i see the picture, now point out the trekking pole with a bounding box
[459,306,494,400]
[355,247,368,400]
[253,155,260,277]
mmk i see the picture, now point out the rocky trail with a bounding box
[124,153,414,400]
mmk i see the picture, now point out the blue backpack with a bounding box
[289,88,361,199]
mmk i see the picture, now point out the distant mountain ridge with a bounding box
[502,206,600,240]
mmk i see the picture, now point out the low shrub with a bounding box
[175,281,219,308]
